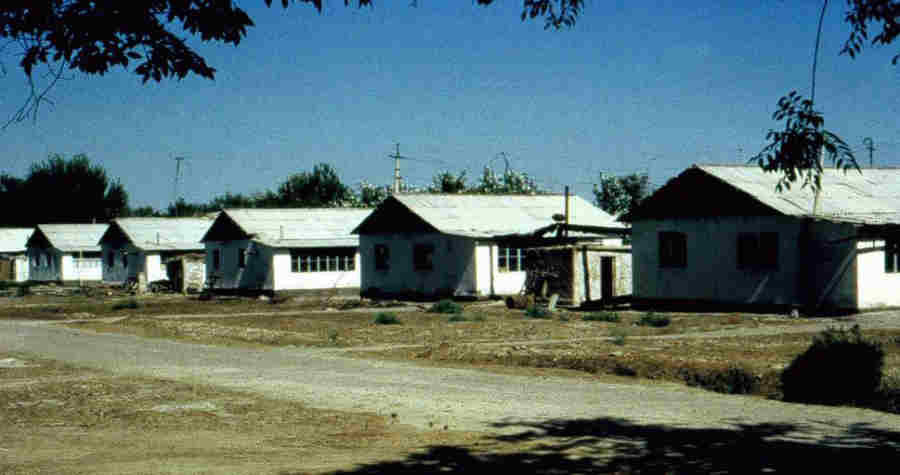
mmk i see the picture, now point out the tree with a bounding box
[429,171,467,193]
[474,167,543,194]
[276,163,352,207]
[14,153,129,224]
[753,1,897,193]
[592,173,650,219]
[0,1,583,125]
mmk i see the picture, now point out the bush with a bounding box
[112,299,140,311]
[373,312,401,325]
[429,299,462,314]
[447,314,468,323]
[780,325,884,405]
[525,305,550,319]
[637,312,670,327]
[584,312,620,322]
[680,366,758,395]
[609,328,628,346]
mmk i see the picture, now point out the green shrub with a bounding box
[681,366,758,395]
[780,325,884,405]
[637,312,670,327]
[447,314,468,323]
[373,312,401,325]
[584,312,620,322]
[112,299,140,311]
[609,328,628,346]
[525,305,550,319]
[429,299,463,314]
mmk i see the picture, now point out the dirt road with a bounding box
[2,318,898,447]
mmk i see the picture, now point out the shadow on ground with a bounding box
[306,416,899,474]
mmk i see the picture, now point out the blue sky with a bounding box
[1,1,897,210]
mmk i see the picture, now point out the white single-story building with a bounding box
[630,164,900,312]
[0,228,34,282]
[352,194,628,300]
[200,208,372,293]
[26,224,108,282]
[98,217,213,285]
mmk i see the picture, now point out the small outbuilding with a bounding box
[200,208,372,293]
[352,193,628,301]
[630,164,900,312]
[26,224,108,283]
[0,228,34,282]
[98,217,213,287]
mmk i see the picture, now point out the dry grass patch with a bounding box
[0,353,488,475]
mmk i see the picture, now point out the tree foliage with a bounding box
[752,91,858,193]
[592,173,650,219]
[429,171,468,193]
[842,0,900,64]
[0,153,129,226]
[277,163,352,207]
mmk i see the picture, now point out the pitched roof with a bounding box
[30,224,108,252]
[700,165,900,224]
[0,228,33,254]
[354,194,623,238]
[634,164,900,225]
[203,208,372,248]
[102,217,213,251]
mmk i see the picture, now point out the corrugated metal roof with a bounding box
[0,228,33,253]
[699,165,900,225]
[224,208,371,248]
[391,194,624,237]
[35,224,108,252]
[110,217,213,251]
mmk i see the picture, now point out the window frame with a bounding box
[413,243,435,271]
[658,231,687,268]
[886,238,900,273]
[374,244,390,271]
[212,249,220,271]
[737,232,779,271]
[290,248,356,273]
[497,246,525,272]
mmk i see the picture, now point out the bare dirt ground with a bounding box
[0,353,490,474]
[2,294,900,473]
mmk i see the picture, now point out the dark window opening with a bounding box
[413,243,434,271]
[886,239,900,273]
[374,244,390,271]
[659,232,687,268]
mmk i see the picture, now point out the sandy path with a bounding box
[2,318,899,450]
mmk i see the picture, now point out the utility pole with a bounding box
[173,156,185,216]
[388,144,408,194]
[863,137,876,168]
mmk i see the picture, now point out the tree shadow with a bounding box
[311,416,899,474]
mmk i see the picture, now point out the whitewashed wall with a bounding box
[12,255,28,282]
[206,240,272,290]
[856,240,900,309]
[360,233,478,297]
[632,216,805,306]
[271,249,360,290]
[28,249,65,281]
[59,254,102,281]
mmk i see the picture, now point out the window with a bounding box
[238,248,246,268]
[290,249,356,273]
[737,232,778,270]
[886,239,900,273]
[374,244,390,271]
[121,253,128,268]
[212,249,220,271]
[107,251,115,268]
[659,232,687,268]
[498,246,525,272]
[413,243,435,271]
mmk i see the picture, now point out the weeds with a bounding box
[525,305,550,319]
[112,299,140,311]
[584,312,620,322]
[680,365,758,394]
[326,328,339,345]
[609,328,628,345]
[429,299,462,314]
[373,312,401,325]
[637,312,670,327]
